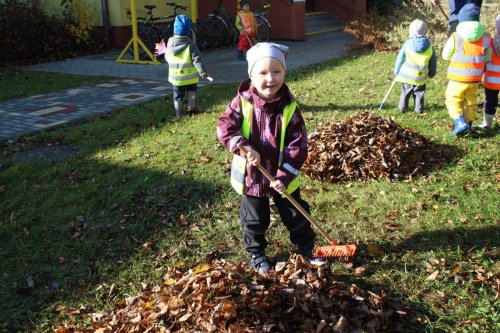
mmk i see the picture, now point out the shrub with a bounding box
[346,0,499,53]
[0,0,101,66]
[346,0,448,52]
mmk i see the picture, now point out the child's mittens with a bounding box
[154,39,167,57]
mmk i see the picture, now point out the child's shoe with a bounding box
[450,115,468,136]
[478,113,494,130]
[249,252,272,272]
[299,243,328,266]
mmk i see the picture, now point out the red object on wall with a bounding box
[313,0,367,20]
[267,0,305,41]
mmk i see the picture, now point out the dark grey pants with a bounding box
[485,87,498,116]
[239,189,316,254]
[399,83,426,114]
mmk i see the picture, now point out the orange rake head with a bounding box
[314,243,357,259]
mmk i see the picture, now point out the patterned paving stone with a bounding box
[0,78,170,140]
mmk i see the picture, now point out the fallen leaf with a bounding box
[367,244,384,257]
[426,270,439,282]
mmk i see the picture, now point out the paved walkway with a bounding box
[1,31,351,140]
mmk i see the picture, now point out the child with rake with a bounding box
[394,19,437,114]
[235,0,257,61]
[217,43,327,273]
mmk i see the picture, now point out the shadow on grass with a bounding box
[394,225,500,254]
[342,225,500,332]
[0,88,235,330]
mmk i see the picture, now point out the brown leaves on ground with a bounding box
[304,112,456,183]
[59,254,413,332]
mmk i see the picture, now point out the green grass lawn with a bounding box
[0,68,110,101]
[0,52,498,332]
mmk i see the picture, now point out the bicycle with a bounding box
[197,0,271,50]
[197,0,238,50]
[127,3,197,60]
[126,5,164,60]
[252,0,271,43]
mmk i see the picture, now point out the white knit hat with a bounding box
[247,42,289,76]
[409,19,428,37]
[496,14,500,34]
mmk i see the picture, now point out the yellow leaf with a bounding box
[164,278,175,284]
[178,261,185,268]
[193,263,210,274]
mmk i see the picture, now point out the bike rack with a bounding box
[116,0,160,64]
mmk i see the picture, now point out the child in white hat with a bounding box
[394,19,437,114]
[480,15,500,130]
[216,43,327,273]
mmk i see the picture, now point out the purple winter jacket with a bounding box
[217,79,308,197]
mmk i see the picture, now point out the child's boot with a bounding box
[237,50,245,61]
[450,115,468,136]
[186,91,198,113]
[249,252,272,273]
[173,100,183,118]
[478,113,494,130]
[299,243,328,266]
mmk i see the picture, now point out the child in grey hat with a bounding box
[394,19,437,114]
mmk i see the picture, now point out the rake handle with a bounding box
[237,143,337,245]
[437,4,449,21]
[379,78,397,110]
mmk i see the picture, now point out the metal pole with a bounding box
[191,0,198,22]
[101,0,111,50]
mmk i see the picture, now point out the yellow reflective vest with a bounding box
[395,46,433,86]
[165,46,199,86]
[231,98,300,195]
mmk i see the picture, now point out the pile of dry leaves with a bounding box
[303,112,454,182]
[58,254,414,332]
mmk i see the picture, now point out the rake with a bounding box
[237,144,357,259]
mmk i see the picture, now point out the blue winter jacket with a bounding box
[448,0,482,24]
[394,36,437,79]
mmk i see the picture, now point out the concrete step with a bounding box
[306,11,344,37]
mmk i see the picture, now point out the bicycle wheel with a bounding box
[254,14,271,43]
[128,25,155,60]
[197,15,227,49]
[223,16,238,46]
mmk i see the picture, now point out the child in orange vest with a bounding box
[442,4,491,136]
[480,15,500,129]
[235,0,256,61]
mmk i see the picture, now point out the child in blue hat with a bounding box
[155,15,210,117]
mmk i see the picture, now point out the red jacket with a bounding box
[217,79,308,197]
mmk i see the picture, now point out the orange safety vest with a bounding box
[238,11,256,36]
[447,33,490,83]
[483,49,500,90]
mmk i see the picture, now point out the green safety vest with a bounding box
[165,46,199,86]
[395,46,433,86]
[230,98,300,195]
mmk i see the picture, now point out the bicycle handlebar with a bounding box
[166,2,188,11]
